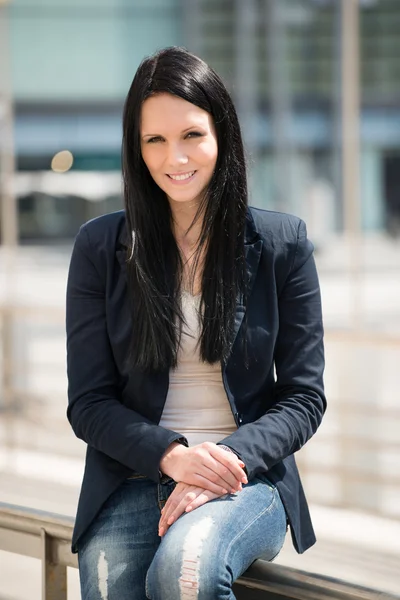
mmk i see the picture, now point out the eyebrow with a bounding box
[142,125,204,138]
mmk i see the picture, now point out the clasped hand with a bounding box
[158,441,247,536]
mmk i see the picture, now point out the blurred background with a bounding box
[0,0,399,597]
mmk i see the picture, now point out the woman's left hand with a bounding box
[158,482,224,537]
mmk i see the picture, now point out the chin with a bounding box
[166,192,203,205]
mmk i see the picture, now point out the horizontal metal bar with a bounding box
[0,527,41,559]
[0,525,78,568]
[1,502,399,599]
[235,560,400,600]
[0,502,75,538]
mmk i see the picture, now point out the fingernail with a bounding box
[167,516,175,525]
[186,506,193,512]
[242,477,248,484]
[239,462,245,468]
[159,527,164,537]
[222,488,228,494]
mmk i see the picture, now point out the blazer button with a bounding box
[236,413,243,425]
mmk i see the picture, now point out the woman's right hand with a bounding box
[159,441,248,494]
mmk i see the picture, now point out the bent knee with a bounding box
[146,516,226,599]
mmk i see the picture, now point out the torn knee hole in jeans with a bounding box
[179,516,213,599]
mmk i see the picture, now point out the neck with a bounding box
[169,197,204,251]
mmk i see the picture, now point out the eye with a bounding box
[185,131,203,139]
[147,136,163,144]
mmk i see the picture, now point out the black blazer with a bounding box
[66,207,326,554]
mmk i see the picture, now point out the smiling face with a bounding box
[140,93,218,207]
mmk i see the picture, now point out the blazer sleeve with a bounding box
[219,219,326,479]
[66,225,186,482]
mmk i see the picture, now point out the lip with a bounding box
[166,170,197,184]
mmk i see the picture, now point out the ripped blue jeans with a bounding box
[78,474,287,600]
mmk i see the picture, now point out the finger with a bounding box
[213,449,248,481]
[201,456,240,490]
[163,491,196,528]
[200,463,242,493]
[160,497,181,531]
[192,473,237,495]
[198,445,246,488]
[167,490,201,526]
[160,489,200,536]
[185,490,218,513]
[159,491,184,532]
[208,446,248,484]
[160,482,194,529]
[190,443,242,487]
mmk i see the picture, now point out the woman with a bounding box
[66,46,326,600]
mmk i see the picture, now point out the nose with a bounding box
[166,142,189,168]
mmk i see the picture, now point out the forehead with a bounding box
[140,93,213,133]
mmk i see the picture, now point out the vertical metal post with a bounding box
[341,0,362,331]
[41,529,68,600]
[266,0,294,213]
[339,0,363,513]
[341,0,361,238]
[234,0,258,158]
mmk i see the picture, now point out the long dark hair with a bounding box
[122,46,248,372]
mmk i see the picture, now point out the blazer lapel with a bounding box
[230,237,263,353]
[115,220,130,274]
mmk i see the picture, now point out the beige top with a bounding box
[159,291,237,446]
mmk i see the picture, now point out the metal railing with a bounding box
[0,502,399,600]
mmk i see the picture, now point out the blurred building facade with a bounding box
[2,0,400,240]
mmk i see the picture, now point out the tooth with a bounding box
[170,171,194,180]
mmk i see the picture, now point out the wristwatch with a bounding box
[218,444,236,455]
